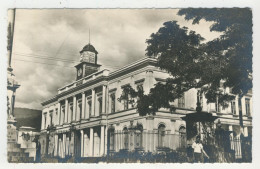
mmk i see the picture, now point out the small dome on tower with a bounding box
[80,43,98,54]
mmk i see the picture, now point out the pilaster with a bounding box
[62,133,66,158]
[73,96,77,121]
[82,92,85,120]
[65,99,68,123]
[57,102,61,125]
[80,130,84,157]
[100,126,105,155]
[102,85,106,114]
[54,134,58,156]
[90,128,94,156]
[91,89,95,117]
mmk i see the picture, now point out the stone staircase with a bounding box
[7,142,34,163]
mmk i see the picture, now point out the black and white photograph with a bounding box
[3,5,256,165]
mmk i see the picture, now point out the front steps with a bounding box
[7,142,34,163]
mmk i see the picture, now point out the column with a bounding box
[143,130,147,152]
[65,99,68,123]
[229,125,234,150]
[90,128,94,156]
[91,89,95,117]
[104,126,108,155]
[153,130,158,152]
[84,133,89,157]
[244,126,248,137]
[119,131,122,150]
[82,92,85,119]
[102,85,106,114]
[65,135,68,156]
[81,130,84,157]
[58,137,61,157]
[73,96,77,122]
[62,133,66,158]
[100,126,105,155]
[41,112,45,130]
[54,134,58,156]
[146,116,154,152]
[57,102,61,125]
[70,132,75,156]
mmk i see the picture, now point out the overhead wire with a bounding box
[13,59,75,69]
[13,52,121,69]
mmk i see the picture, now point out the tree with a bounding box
[144,19,236,114]
[120,21,208,116]
[119,9,252,126]
[178,8,252,128]
[178,8,252,97]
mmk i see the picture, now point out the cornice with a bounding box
[42,57,157,107]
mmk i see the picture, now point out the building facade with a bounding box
[40,43,252,159]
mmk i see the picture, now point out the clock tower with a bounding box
[75,43,101,80]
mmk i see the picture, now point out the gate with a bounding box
[230,137,242,159]
[230,136,252,161]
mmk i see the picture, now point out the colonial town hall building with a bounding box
[40,43,252,159]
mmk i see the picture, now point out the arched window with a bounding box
[135,124,143,148]
[158,124,166,148]
[179,126,186,148]
[123,127,129,149]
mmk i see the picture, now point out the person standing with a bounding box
[192,135,209,162]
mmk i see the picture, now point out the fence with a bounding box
[230,137,242,159]
[230,136,252,161]
[108,131,186,153]
[109,131,252,162]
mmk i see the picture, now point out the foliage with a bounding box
[118,9,252,117]
[178,8,252,97]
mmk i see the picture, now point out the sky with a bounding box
[11,9,222,110]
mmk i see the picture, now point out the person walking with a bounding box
[192,135,209,163]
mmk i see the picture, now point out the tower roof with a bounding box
[80,43,98,54]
